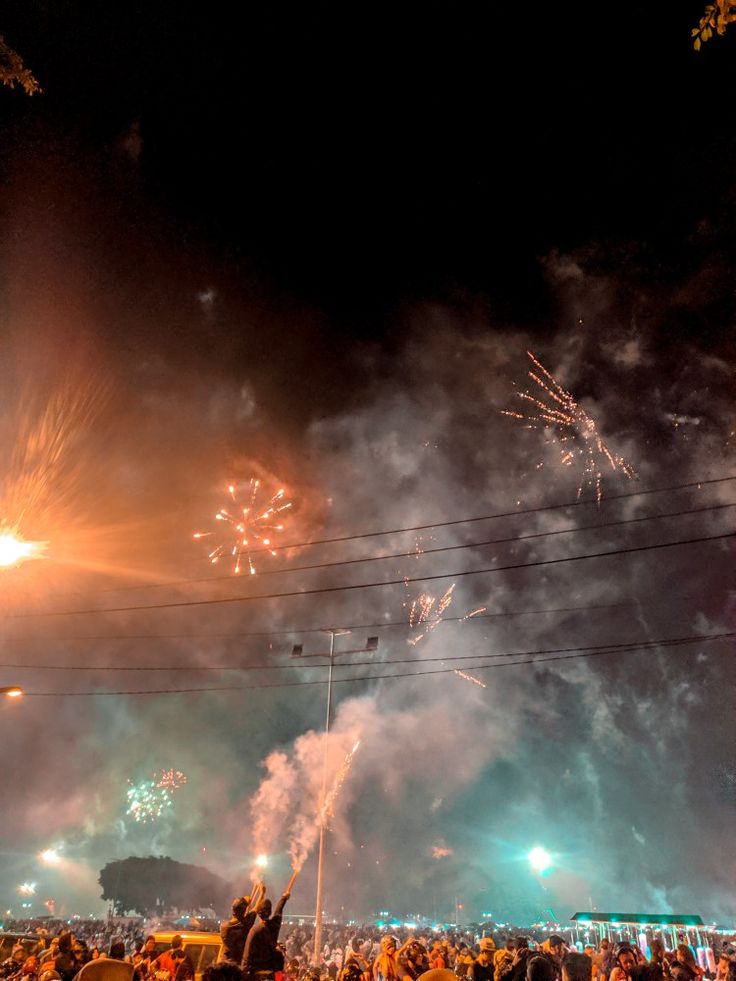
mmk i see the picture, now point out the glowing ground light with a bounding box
[0,528,45,568]
[1,686,24,698]
[528,846,552,874]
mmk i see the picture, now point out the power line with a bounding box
[3,629,729,673]
[8,529,734,619]
[0,599,639,643]
[73,498,736,594]
[21,631,733,696]
[195,473,736,557]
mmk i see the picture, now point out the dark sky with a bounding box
[0,2,735,926]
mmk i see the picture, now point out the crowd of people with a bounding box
[2,905,735,981]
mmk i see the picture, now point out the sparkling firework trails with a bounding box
[194,478,293,575]
[502,351,635,503]
[404,584,486,686]
[406,584,456,646]
[126,769,187,823]
[289,740,362,872]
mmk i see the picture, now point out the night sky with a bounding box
[0,3,735,925]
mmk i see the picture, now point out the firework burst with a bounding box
[502,351,635,503]
[193,478,293,575]
[126,769,187,823]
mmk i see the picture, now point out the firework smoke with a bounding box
[290,740,361,872]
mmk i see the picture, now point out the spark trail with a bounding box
[502,351,635,503]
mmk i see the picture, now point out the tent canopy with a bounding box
[571,913,704,927]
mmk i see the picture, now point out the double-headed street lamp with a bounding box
[291,629,379,966]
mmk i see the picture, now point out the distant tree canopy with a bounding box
[99,856,233,917]
[692,1,736,48]
[0,36,41,94]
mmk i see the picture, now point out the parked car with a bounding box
[151,931,222,981]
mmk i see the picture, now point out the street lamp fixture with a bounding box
[1,686,24,698]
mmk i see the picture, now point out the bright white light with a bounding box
[40,849,61,865]
[528,846,552,874]
[255,854,268,868]
[17,882,36,896]
[0,531,44,568]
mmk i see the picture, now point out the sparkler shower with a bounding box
[0,3,734,926]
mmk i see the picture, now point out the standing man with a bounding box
[221,893,261,965]
[469,939,497,981]
[242,890,291,981]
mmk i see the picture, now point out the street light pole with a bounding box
[292,630,378,967]
[312,628,339,968]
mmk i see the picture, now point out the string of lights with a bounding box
[7,528,734,619]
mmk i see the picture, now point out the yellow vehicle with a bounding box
[151,931,223,981]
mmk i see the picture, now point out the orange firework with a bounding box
[502,351,635,503]
[194,477,293,575]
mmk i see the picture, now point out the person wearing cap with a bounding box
[1,945,28,980]
[469,939,497,981]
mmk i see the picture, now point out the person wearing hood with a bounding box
[1,946,28,980]
[372,936,412,981]
[242,890,291,981]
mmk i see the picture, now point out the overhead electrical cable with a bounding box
[67,498,736,594]
[0,599,634,643]
[21,631,734,696]
[2,629,730,672]
[7,529,734,619]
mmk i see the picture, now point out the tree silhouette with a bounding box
[99,856,232,917]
